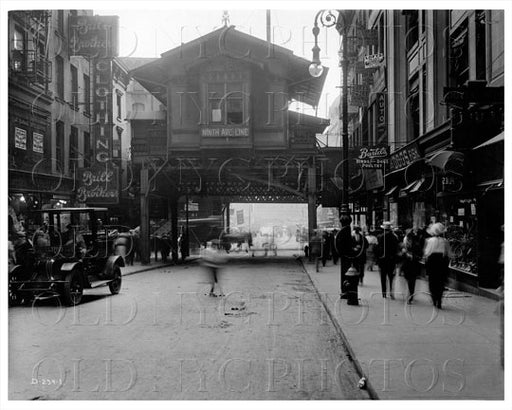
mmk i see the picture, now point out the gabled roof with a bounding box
[129,26,328,107]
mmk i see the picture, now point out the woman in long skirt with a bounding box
[424,223,450,309]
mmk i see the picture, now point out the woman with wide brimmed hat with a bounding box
[424,222,451,309]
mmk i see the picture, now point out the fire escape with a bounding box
[9,10,52,88]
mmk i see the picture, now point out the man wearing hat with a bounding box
[376,221,399,298]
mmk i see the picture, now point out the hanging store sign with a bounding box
[14,127,27,150]
[201,126,250,137]
[376,92,387,138]
[76,166,119,204]
[32,132,44,154]
[364,53,385,69]
[355,145,389,169]
[69,16,120,202]
[69,16,119,58]
[364,169,384,190]
[389,144,422,171]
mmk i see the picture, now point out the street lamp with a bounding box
[310,10,354,301]
[310,9,350,217]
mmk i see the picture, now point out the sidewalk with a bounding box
[300,259,504,400]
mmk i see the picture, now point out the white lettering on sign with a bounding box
[81,169,114,186]
[201,127,249,137]
[14,127,27,150]
[364,53,385,69]
[358,147,388,160]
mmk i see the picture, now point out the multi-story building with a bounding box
[8,10,93,231]
[327,10,504,291]
[8,10,136,231]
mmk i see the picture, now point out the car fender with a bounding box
[9,264,24,278]
[61,261,82,272]
[103,255,125,276]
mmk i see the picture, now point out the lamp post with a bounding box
[309,9,350,216]
[310,10,354,300]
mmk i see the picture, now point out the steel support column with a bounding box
[140,167,150,265]
[307,160,317,258]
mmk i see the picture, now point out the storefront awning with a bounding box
[426,150,464,174]
[476,178,504,191]
[473,132,504,150]
[384,185,398,196]
[408,178,427,193]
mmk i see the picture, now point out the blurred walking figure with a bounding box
[365,228,378,271]
[352,226,368,284]
[331,229,339,265]
[321,230,332,267]
[401,227,424,304]
[424,222,451,309]
[201,240,227,297]
[376,221,399,299]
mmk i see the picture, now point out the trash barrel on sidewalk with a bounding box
[344,265,359,305]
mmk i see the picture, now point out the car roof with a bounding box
[31,207,108,213]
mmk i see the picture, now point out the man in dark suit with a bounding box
[335,215,354,298]
[376,221,399,299]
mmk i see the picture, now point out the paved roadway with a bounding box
[8,257,370,400]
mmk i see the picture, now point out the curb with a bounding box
[120,263,174,277]
[120,257,201,277]
[297,257,379,400]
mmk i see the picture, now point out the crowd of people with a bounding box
[314,220,453,308]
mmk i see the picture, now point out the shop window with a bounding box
[475,11,487,81]
[407,74,420,140]
[449,22,469,87]
[420,10,426,34]
[56,121,64,169]
[403,10,419,52]
[83,74,90,114]
[84,131,92,167]
[378,13,385,55]
[69,126,78,173]
[57,10,65,34]
[55,56,64,99]
[71,64,78,107]
[11,26,25,72]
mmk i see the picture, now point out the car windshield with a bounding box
[27,210,106,256]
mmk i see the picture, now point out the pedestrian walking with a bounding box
[321,230,332,267]
[401,227,424,303]
[331,229,339,265]
[335,215,354,298]
[424,222,450,309]
[352,226,368,284]
[375,221,399,299]
[365,228,378,271]
[201,240,227,297]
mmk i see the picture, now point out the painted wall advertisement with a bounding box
[70,15,119,204]
[76,166,119,204]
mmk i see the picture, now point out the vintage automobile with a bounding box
[9,207,124,306]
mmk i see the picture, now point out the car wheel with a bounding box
[62,269,84,306]
[8,288,21,307]
[108,265,122,295]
